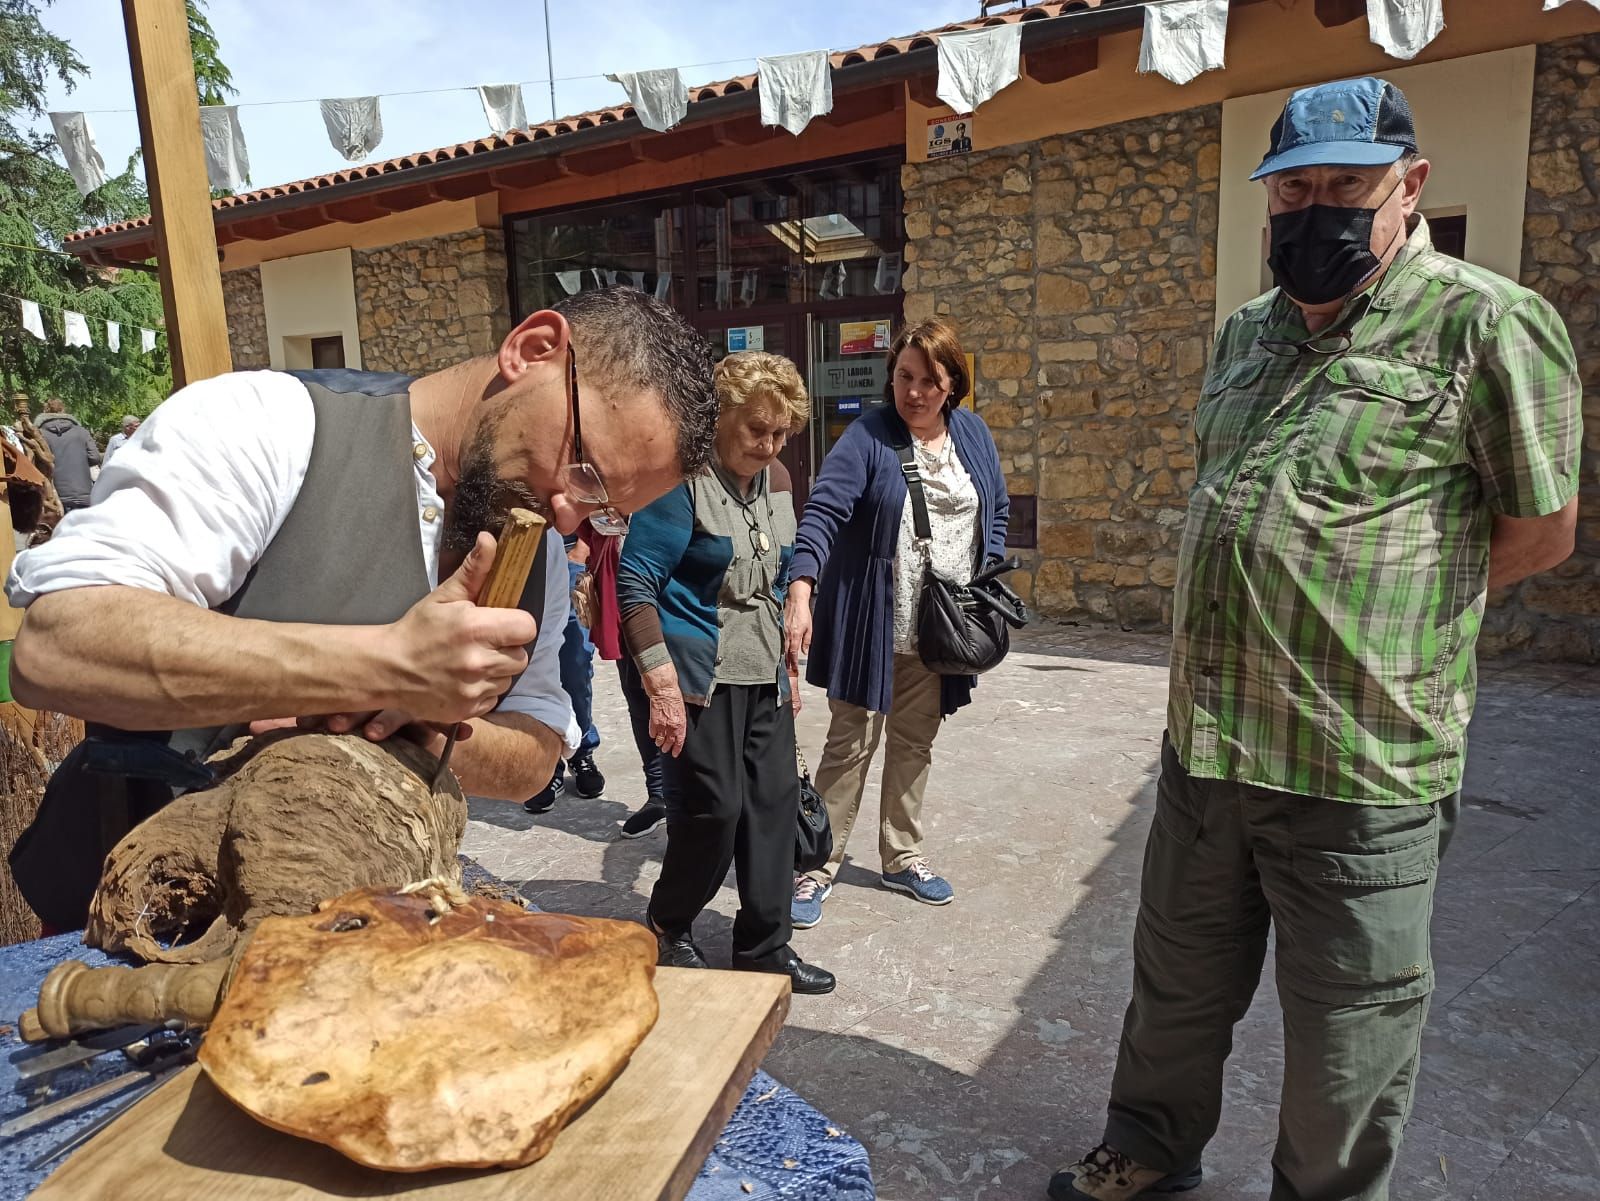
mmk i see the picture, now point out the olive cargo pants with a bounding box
[1104,736,1458,1201]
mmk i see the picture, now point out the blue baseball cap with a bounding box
[1251,77,1418,180]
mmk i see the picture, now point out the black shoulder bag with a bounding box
[894,437,1028,676]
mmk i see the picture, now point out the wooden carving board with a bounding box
[33,967,789,1201]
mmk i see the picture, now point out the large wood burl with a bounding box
[197,884,660,1171]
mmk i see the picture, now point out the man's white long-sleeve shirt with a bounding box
[6,370,578,750]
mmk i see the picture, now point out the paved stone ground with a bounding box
[463,628,1600,1201]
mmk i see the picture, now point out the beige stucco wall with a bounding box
[1215,45,1537,323]
[258,248,364,370]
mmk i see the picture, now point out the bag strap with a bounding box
[891,436,933,541]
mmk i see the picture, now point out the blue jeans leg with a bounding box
[559,564,599,756]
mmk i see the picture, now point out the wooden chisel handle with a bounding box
[432,508,548,789]
[20,956,234,1042]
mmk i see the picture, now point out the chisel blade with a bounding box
[9,1024,161,1083]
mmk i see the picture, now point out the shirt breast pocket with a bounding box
[1289,355,1460,503]
[1195,357,1270,483]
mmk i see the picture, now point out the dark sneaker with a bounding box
[881,859,954,905]
[1047,1144,1202,1200]
[791,875,832,929]
[569,750,605,799]
[731,945,836,995]
[620,799,667,839]
[522,775,564,814]
[655,930,708,969]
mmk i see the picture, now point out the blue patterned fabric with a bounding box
[1,861,872,1199]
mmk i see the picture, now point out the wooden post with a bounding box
[121,0,232,387]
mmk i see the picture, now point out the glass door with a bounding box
[808,313,895,459]
[698,316,813,511]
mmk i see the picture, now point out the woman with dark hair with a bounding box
[784,319,1008,929]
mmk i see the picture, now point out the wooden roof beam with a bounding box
[1314,0,1365,26]
[1025,39,1098,85]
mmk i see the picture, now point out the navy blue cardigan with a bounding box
[791,406,1009,717]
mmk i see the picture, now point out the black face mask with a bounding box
[1266,180,1404,307]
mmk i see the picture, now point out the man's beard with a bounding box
[441,422,546,553]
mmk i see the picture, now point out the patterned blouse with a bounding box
[892,432,980,654]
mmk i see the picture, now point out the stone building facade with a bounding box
[902,105,1221,628]
[1483,34,1600,661]
[352,228,512,374]
[221,266,267,371]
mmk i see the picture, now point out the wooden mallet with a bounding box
[431,507,547,790]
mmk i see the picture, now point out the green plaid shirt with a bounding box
[1171,217,1582,804]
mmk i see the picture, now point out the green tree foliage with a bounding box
[1,1,234,440]
[187,0,235,107]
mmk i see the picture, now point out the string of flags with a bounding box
[37,0,1577,199]
[10,296,161,355]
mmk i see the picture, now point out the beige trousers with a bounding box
[808,653,944,883]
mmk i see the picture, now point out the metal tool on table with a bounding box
[431,508,547,790]
[4,1031,199,1142]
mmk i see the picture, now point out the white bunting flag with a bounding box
[606,69,689,134]
[628,271,646,290]
[1367,0,1444,59]
[199,105,251,191]
[757,51,833,136]
[477,84,527,136]
[106,321,121,352]
[936,24,1023,114]
[555,270,582,295]
[63,310,92,348]
[1544,1,1600,11]
[48,111,109,196]
[140,327,156,355]
[20,299,46,341]
[319,97,384,162]
[654,273,672,301]
[1138,0,1229,86]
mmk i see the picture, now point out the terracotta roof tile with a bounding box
[67,1,1133,246]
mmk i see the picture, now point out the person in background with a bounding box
[104,415,141,460]
[784,319,1008,929]
[570,516,669,838]
[1049,78,1581,1201]
[617,351,833,994]
[523,533,606,814]
[35,399,99,513]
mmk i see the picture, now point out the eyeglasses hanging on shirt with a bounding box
[1255,328,1354,358]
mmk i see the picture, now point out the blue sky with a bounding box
[37,0,975,200]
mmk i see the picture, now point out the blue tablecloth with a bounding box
[2,925,872,1199]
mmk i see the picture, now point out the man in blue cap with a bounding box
[1050,77,1581,1201]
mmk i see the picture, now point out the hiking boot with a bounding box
[522,774,564,814]
[881,859,954,905]
[791,875,832,929]
[569,750,605,799]
[1047,1144,1202,1200]
[620,799,667,839]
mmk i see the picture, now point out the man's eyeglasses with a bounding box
[562,346,628,536]
[1255,329,1353,358]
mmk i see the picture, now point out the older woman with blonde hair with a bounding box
[616,351,835,995]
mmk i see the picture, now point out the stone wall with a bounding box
[901,105,1220,627]
[221,266,267,370]
[1481,34,1600,663]
[352,228,511,374]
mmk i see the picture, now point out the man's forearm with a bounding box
[10,586,397,729]
[449,711,562,801]
[1488,500,1578,590]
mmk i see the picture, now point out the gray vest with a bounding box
[173,370,434,759]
